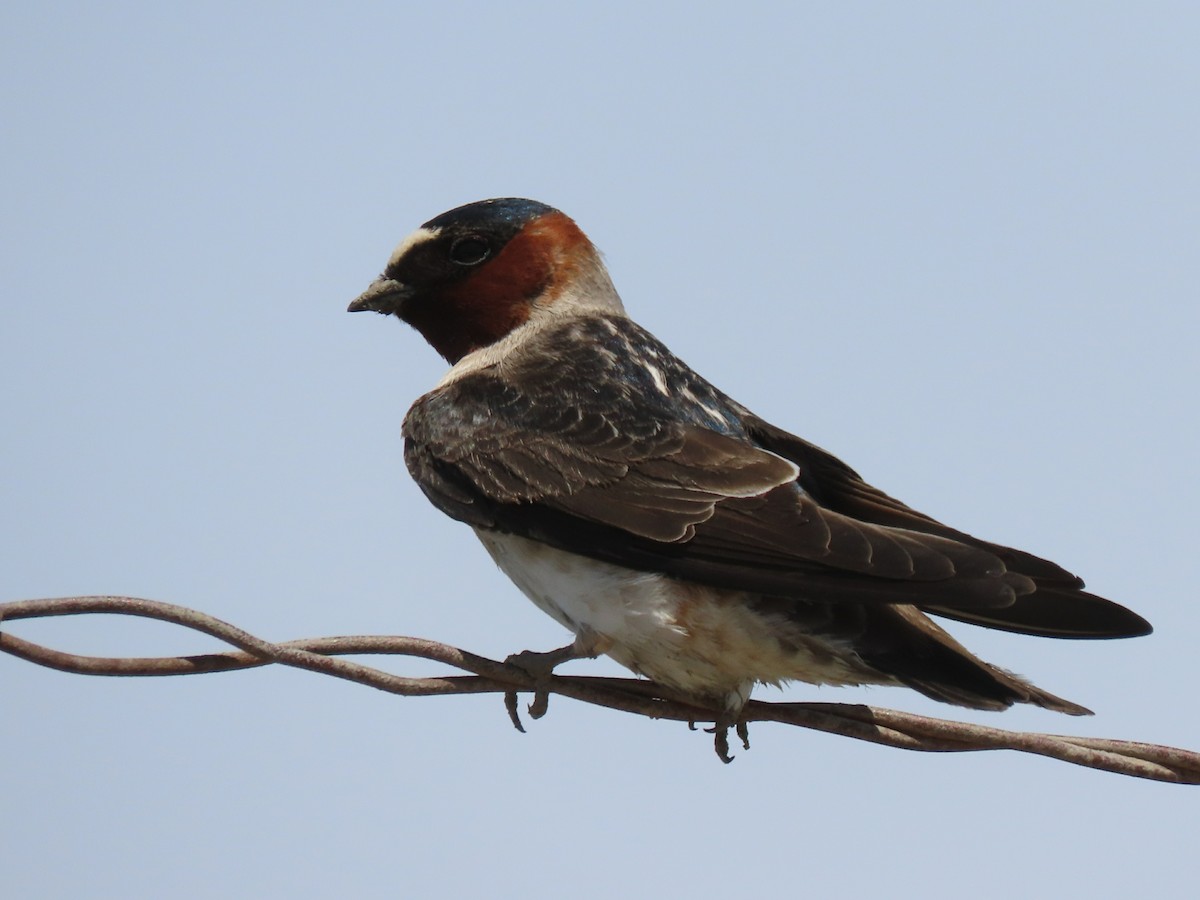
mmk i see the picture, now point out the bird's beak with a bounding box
[347,277,414,315]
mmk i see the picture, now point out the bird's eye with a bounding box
[449,236,490,266]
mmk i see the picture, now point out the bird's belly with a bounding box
[474,530,880,708]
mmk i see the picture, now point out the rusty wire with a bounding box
[3,595,1197,784]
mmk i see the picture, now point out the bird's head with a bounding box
[349,198,623,364]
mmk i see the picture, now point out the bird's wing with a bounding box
[741,413,1151,638]
[404,374,1071,613]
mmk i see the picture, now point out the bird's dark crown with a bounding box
[421,197,557,233]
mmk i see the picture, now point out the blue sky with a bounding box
[4,3,1198,897]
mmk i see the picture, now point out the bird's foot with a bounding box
[503,645,573,728]
[503,630,611,732]
[704,719,751,764]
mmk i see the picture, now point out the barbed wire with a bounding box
[3,595,1197,784]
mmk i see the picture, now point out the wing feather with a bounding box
[403,372,1038,611]
[739,411,1150,637]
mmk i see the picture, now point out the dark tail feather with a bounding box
[899,668,1092,716]
[859,605,1093,715]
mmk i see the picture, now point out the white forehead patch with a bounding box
[387,226,441,271]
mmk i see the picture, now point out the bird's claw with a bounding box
[504,690,526,733]
[527,690,550,720]
[705,719,750,763]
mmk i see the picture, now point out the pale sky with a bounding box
[4,3,1199,898]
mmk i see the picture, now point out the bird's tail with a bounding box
[859,604,1093,715]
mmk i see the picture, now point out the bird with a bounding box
[348,197,1151,758]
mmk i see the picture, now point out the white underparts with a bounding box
[474,530,884,711]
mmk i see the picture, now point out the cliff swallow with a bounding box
[349,198,1150,757]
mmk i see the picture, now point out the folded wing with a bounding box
[404,372,1149,635]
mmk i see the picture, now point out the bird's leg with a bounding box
[503,629,611,731]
